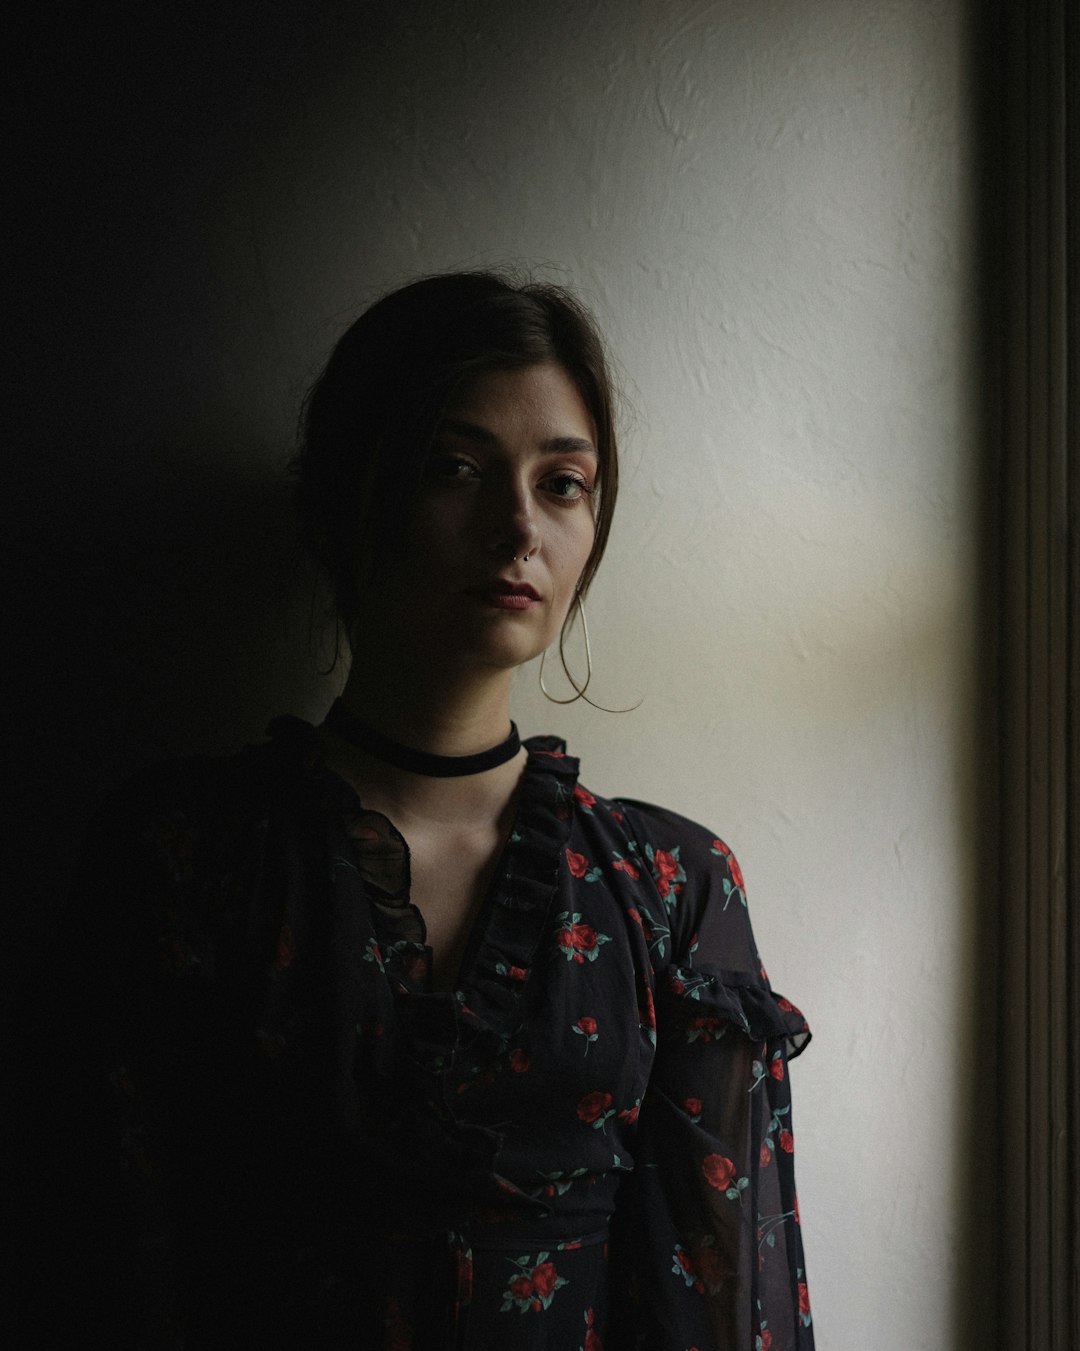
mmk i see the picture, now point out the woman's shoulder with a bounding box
[611,795,733,850]
[564,781,759,976]
[523,736,741,872]
[575,781,740,868]
[565,764,745,903]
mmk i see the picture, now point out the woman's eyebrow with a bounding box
[546,436,598,456]
[439,417,597,456]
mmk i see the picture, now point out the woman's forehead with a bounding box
[439,364,597,451]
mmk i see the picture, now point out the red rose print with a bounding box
[728,854,745,890]
[688,1014,722,1041]
[701,1154,736,1190]
[617,1103,639,1124]
[676,1247,694,1275]
[794,1191,801,1224]
[509,1049,530,1072]
[760,1142,772,1167]
[780,1129,794,1153]
[577,1016,598,1036]
[457,1067,496,1095]
[777,995,794,1012]
[508,964,527,982]
[696,1245,724,1286]
[577,1090,613,1123]
[502,1255,568,1313]
[798,1282,811,1317]
[274,924,295,971]
[510,1275,534,1301]
[582,1305,604,1351]
[760,1331,773,1350]
[655,876,671,898]
[570,924,598,956]
[640,987,656,1029]
[574,784,596,809]
[566,849,588,877]
[654,849,679,880]
[455,1249,473,1305]
[627,907,642,926]
[670,977,686,995]
[683,1097,703,1117]
[531,1262,557,1298]
[712,838,729,856]
[613,856,640,879]
[769,1058,785,1081]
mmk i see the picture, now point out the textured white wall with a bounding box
[203,2,980,1345]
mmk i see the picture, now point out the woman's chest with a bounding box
[405,824,507,989]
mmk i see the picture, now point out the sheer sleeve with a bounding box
[21,770,203,1347]
[611,806,814,1351]
[20,760,289,1349]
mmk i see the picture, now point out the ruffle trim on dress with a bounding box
[266,713,425,933]
[263,718,582,1060]
[383,739,581,1075]
[656,962,812,1060]
[454,737,579,1043]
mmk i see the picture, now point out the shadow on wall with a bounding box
[9,0,338,992]
[13,463,333,997]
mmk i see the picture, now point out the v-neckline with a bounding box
[345,740,574,1005]
[269,716,581,1040]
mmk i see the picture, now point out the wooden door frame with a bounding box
[997,1,1078,1345]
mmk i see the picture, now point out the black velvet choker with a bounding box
[325,699,521,777]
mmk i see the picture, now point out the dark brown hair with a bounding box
[292,270,619,643]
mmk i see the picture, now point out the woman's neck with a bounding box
[337,656,517,754]
[317,661,527,827]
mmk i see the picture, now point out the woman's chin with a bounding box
[476,639,548,674]
[436,629,550,676]
[430,612,554,672]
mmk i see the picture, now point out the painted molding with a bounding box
[999,0,1078,1346]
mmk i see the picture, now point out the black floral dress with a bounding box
[35,718,814,1350]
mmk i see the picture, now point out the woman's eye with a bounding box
[426,454,478,482]
[546,473,593,502]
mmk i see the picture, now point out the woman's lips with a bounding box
[468,580,542,609]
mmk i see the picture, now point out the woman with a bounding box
[40,272,813,1349]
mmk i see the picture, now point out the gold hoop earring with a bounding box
[539,592,593,704]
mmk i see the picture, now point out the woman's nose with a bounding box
[485,479,541,560]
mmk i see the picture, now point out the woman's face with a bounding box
[358,363,598,677]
